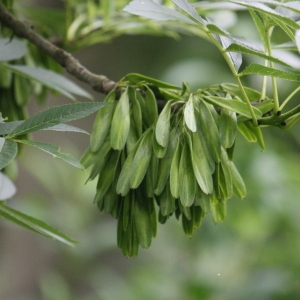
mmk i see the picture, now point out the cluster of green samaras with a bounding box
[81,74,274,257]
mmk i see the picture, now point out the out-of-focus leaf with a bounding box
[172,0,205,24]
[0,172,16,200]
[15,140,84,169]
[125,73,181,89]
[231,1,300,30]
[1,64,92,100]
[7,102,106,138]
[0,203,77,246]
[123,0,195,24]
[0,38,27,61]
[296,30,300,54]
[0,138,18,170]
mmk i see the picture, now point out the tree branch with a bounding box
[0,5,116,94]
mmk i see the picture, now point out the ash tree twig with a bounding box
[0,5,116,94]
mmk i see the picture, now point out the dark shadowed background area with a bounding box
[1,1,300,299]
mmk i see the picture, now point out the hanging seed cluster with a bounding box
[81,79,247,257]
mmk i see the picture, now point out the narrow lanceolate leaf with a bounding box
[154,128,179,195]
[155,100,172,147]
[195,99,221,162]
[203,96,262,119]
[179,140,195,207]
[172,0,205,24]
[131,92,143,138]
[219,109,237,148]
[239,63,300,82]
[90,101,115,152]
[134,194,153,249]
[0,138,18,170]
[116,139,141,196]
[0,203,77,246]
[123,0,196,24]
[110,89,130,150]
[190,132,213,194]
[144,88,158,127]
[229,162,246,199]
[94,150,120,203]
[220,148,233,200]
[170,136,181,199]
[237,122,257,143]
[42,124,88,134]
[245,121,265,150]
[184,95,197,132]
[3,65,92,100]
[130,129,153,189]
[7,102,107,138]
[0,172,16,200]
[15,140,84,169]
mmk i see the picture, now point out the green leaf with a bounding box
[179,139,195,207]
[219,36,242,71]
[154,128,179,195]
[90,101,115,152]
[190,131,214,194]
[155,100,172,147]
[0,172,16,200]
[249,9,268,48]
[116,140,141,196]
[203,95,262,119]
[124,73,181,90]
[0,138,18,170]
[123,0,196,24]
[239,63,300,82]
[15,140,84,169]
[42,124,89,134]
[219,109,237,149]
[0,203,77,246]
[231,1,300,30]
[1,64,92,100]
[110,89,130,150]
[172,0,205,24]
[229,162,246,199]
[0,121,23,135]
[130,129,153,189]
[7,102,106,138]
[195,99,221,163]
[237,121,257,143]
[184,95,197,132]
[0,38,27,61]
[225,43,292,68]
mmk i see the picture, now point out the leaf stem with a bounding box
[205,31,258,126]
[265,27,279,113]
[259,104,300,126]
[279,86,300,110]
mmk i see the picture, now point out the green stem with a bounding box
[259,104,300,126]
[205,32,258,126]
[279,86,300,110]
[265,27,280,113]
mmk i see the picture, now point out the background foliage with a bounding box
[0,0,300,299]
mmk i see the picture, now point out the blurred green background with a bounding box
[1,2,300,299]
